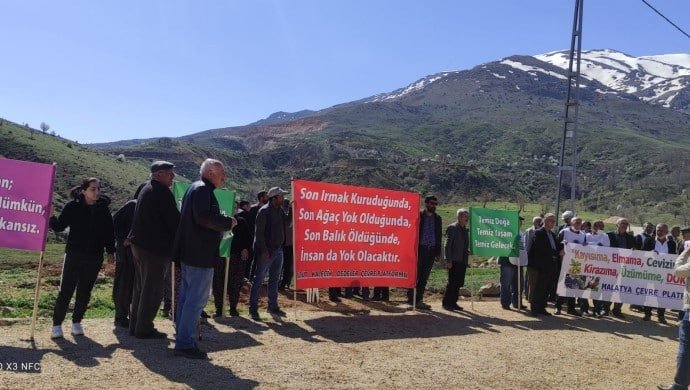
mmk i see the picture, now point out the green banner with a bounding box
[469,207,519,257]
[172,181,236,258]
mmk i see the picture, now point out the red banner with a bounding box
[292,179,420,289]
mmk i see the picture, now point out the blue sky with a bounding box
[1,0,689,143]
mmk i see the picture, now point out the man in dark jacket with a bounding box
[111,183,145,328]
[212,214,252,317]
[527,213,561,317]
[442,208,470,311]
[249,186,289,320]
[172,159,235,359]
[605,217,637,319]
[245,191,268,279]
[129,161,180,339]
[407,195,442,310]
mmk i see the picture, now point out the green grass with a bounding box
[0,244,114,319]
[426,267,500,293]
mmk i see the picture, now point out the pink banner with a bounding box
[0,158,56,251]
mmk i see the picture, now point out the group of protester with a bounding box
[498,211,688,322]
[43,172,690,386]
[47,159,293,360]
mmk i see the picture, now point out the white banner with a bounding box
[557,243,684,310]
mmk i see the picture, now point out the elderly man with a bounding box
[128,161,179,339]
[642,223,675,324]
[442,208,470,311]
[172,159,235,359]
[249,186,289,320]
[528,213,561,317]
[605,218,637,319]
[658,246,690,390]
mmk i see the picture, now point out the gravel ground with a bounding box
[0,293,681,390]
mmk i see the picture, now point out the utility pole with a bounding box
[555,0,583,217]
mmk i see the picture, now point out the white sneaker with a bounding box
[51,325,63,339]
[71,323,84,336]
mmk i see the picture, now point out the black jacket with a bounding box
[230,215,252,255]
[129,179,180,258]
[172,178,233,268]
[642,236,677,254]
[607,232,636,249]
[527,227,561,272]
[50,195,115,256]
[418,211,442,258]
[112,199,136,243]
[444,222,469,264]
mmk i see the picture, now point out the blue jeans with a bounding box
[673,309,690,389]
[500,264,524,308]
[249,248,283,311]
[174,264,214,350]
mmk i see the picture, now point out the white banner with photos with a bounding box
[557,243,685,310]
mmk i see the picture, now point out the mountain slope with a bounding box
[11,49,690,219]
[0,119,150,209]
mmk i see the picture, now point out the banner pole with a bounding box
[470,255,475,311]
[413,289,417,311]
[171,264,176,325]
[29,251,45,341]
[291,178,296,320]
[222,256,230,317]
[517,263,522,310]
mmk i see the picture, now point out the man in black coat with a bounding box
[111,183,145,328]
[442,208,470,311]
[172,159,235,359]
[527,213,561,317]
[605,218,636,319]
[128,161,180,339]
[407,195,442,310]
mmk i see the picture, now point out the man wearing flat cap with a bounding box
[249,186,289,320]
[128,160,180,339]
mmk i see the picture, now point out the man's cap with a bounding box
[267,186,289,199]
[150,160,175,173]
[681,227,690,233]
[562,210,574,219]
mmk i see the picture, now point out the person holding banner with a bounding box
[442,208,469,311]
[587,220,610,317]
[605,218,636,319]
[642,223,675,324]
[249,186,289,319]
[555,216,585,316]
[407,196,442,310]
[527,213,560,317]
[212,214,251,317]
[658,246,690,390]
[172,159,236,359]
[49,178,115,339]
[129,161,179,339]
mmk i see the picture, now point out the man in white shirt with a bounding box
[555,216,585,316]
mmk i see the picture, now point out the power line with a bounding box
[641,0,690,40]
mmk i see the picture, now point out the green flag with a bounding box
[469,207,520,257]
[214,188,236,257]
[172,180,236,258]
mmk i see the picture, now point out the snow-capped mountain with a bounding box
[364,49,690,112]
[535,49,690,109]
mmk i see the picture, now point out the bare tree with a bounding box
[479,190,494,208]
[40,122,50,133]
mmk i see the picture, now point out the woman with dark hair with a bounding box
[49,178,115,339]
